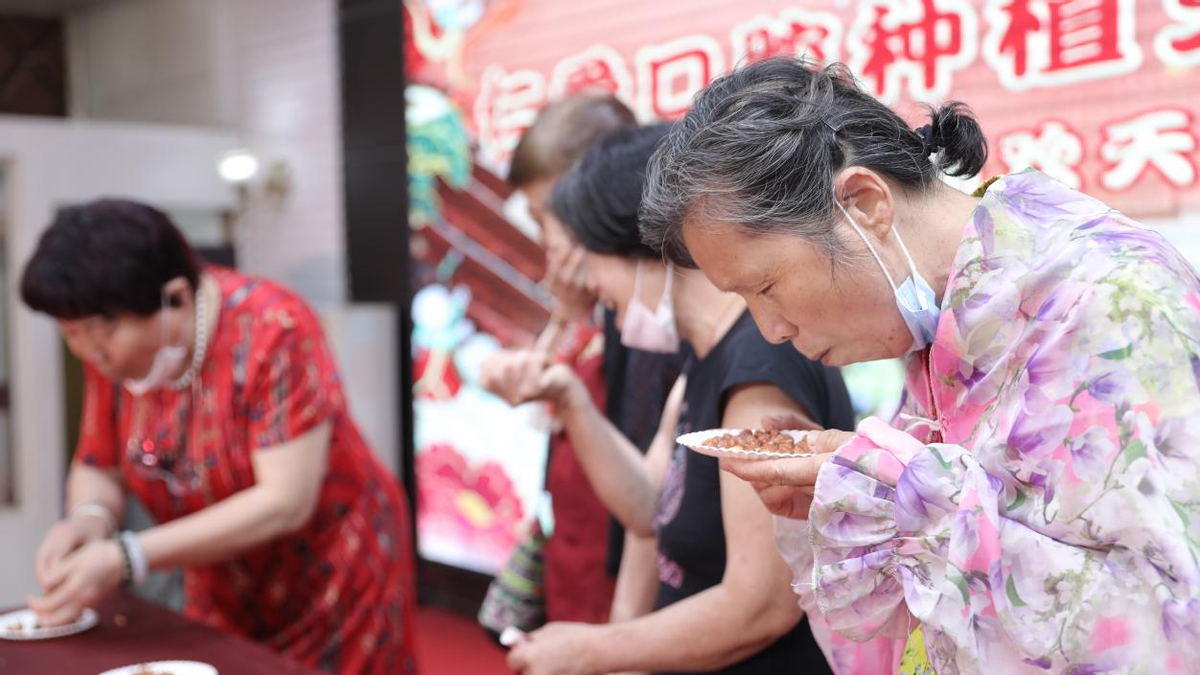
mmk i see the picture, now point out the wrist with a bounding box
[581,624,621,673]
[69,503,117,540]
[72,514,113,543]
[101,539,126,586]
[114,531,149,586]
[555,373,590,413]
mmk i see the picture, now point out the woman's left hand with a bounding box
[26,539,123,626]
[719,429,855,520]
[507,622,600,675]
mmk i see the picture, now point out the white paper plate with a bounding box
[97,661,218,675]
[677,429,815,460]
[0,608,98,641]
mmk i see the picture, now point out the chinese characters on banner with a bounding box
[444,0,1200,216]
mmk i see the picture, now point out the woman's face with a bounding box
[59,314,164,381]
[585,253,669,330]
[681,219,912,367]
[57,279,191,382]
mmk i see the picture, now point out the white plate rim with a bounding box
[0,608,98,641]
[96,660,219,675]
[676,428,815,460]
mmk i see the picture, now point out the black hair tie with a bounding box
[916,124,939,157]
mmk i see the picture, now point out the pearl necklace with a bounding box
[169,281,208,390]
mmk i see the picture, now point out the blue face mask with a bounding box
[835,201,941,354]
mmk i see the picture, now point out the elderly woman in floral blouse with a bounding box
[640,57,1200,674]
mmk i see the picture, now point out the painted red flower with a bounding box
[416,442,524,570]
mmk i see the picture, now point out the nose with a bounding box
[745,305,795,345]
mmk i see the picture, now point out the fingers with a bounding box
[27,572,84,627]
[756,485,814,519]
[533,364,579,406]
[34,526,80,590]
[478,354,508,396]
[543,245,566,285]
[506,642,530,672]
[39,560,70,594]
[533,320,566,355]
[34,541,62,590]
[479,351,557,406]
[562,246,589,287]
[808,429,856,455]
[719,455,824,488]
[31,598,83,628]
[761,413,823,432]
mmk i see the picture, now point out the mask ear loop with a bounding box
[657,262,675,313]
[835,200,900,292]
[886,221,933,312]
[158,291,174,350]
[632,259,645,305]
[834,200,931,311]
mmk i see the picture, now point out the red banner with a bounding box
[407,0,1200,218]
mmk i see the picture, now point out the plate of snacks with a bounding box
[97,661,218,675]
[0,608,98,640]
[677,428,814,459]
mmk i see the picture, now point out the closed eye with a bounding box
[757,282,775,297]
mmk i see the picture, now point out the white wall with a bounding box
[0,115,237,606]
[322,305,401,477]
[68,0,348,304]
[215,0,347,305]
[67,0,229,126]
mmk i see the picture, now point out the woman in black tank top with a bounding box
[491,124,853,674]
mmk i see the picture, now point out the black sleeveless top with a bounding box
[653,312,854,674]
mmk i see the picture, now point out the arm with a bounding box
[139,422,330,568]
[28,423,331,625]
[511,383,808,673]
[482,352,682,536]
[34,465,127,592]
[608,380,685,622]
[808,268,1200,669]
[608,531,658,624]
[34,364,129,592]
[65,464,126,537]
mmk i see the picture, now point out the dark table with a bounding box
[0,594,324,675]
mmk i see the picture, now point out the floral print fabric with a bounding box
[805,170,1200,674]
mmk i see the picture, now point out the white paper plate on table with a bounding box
[0,608,98,640]
[677,429,815,460]
[97,661,218,675]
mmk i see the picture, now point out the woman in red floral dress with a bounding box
[21,199,416,674]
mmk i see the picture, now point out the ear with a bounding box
[833,167,896,241]
[161,276,191,309]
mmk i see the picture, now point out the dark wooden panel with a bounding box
[0,14,66,117]
[338,0,437,606]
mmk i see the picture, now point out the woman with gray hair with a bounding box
[641,57,1200,674]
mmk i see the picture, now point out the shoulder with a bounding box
[216,268,323,339]
[702,315,843,424]
[717,314,826,384]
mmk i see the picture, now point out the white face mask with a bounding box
[124,294,187,397]
[835,201,941,354]
[620,260,681,354]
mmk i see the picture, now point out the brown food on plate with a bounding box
[132,666,173,675]
[5,621,22,632]
[707,429,809,454]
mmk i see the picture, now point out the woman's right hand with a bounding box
[479,350,582,408]
[545,244,596,324]
[34,518,97,592]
